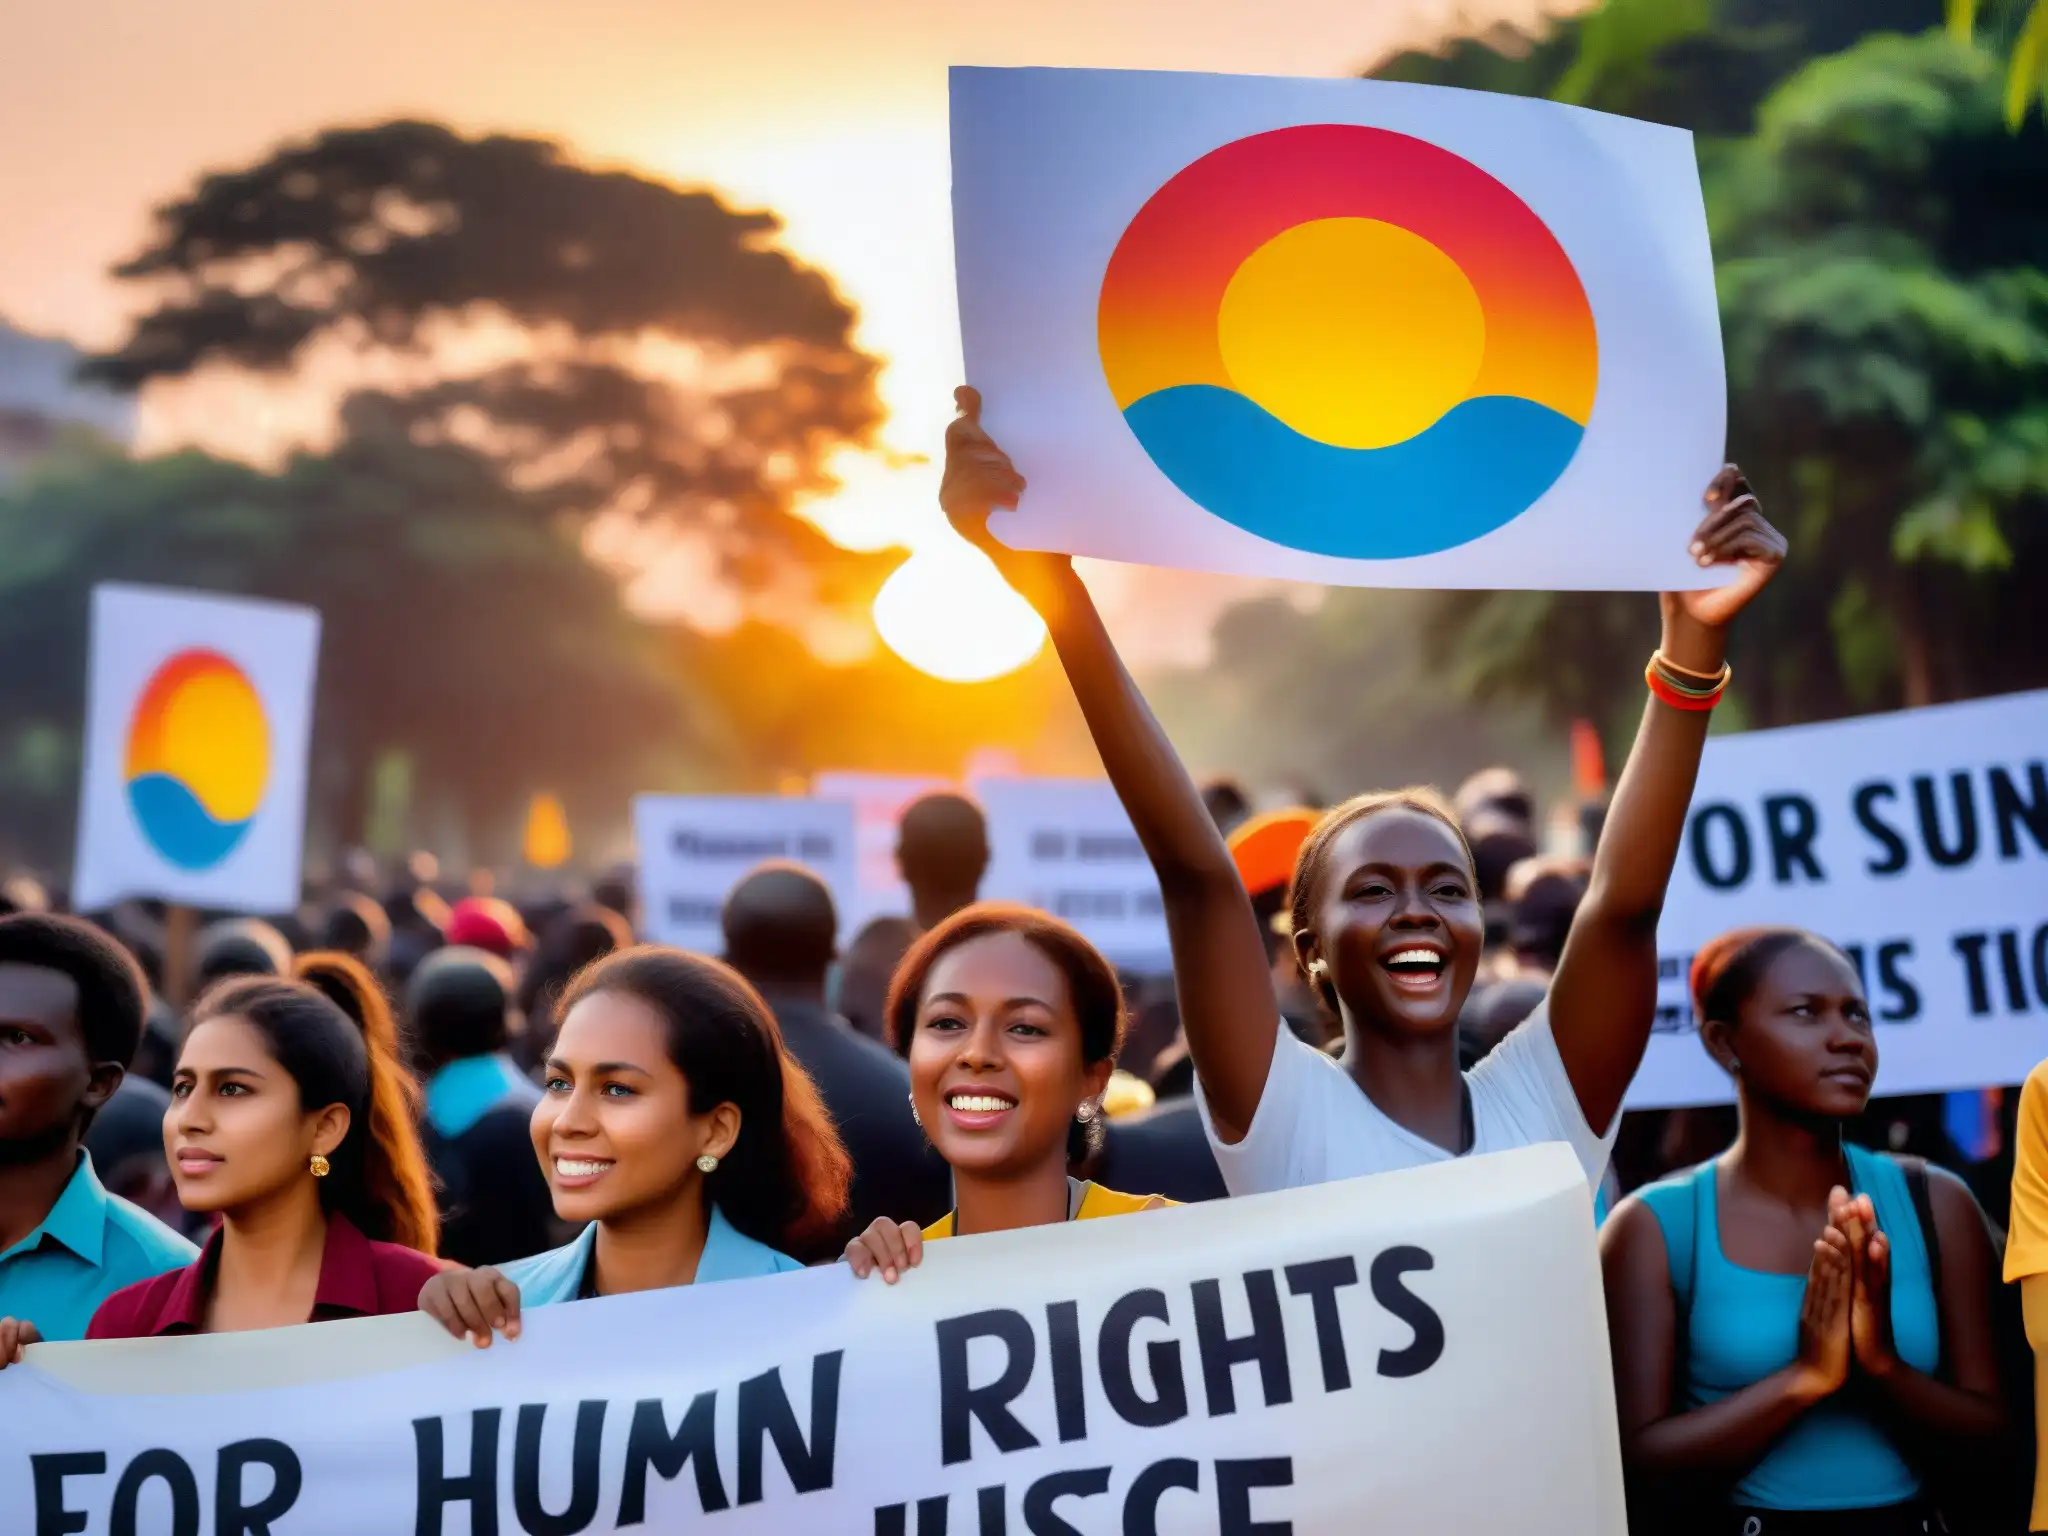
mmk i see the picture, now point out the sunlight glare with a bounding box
[873,540,1046,683]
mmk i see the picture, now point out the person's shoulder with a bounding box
[498,1233,589,1303]
[1079,1183,1178,1219]
[368,1239,447,1297]
[2020,1059,2048,1129]
[98,1195,200,1278]
[86,1264,186,1339]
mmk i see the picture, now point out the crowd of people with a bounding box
[0,388,2041,1533]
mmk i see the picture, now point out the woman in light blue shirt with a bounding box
[420,947,851,1342]
[1601,928,2005,1534]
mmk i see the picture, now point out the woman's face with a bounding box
[166,1017,347,1216]
[1299,809,1484,1038]
[532,989,736,1226]
[1715,941,1876,1120]
[907,930,1110,1181]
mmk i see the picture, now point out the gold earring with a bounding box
[695,1153,719,1174]
[309,1153,330,1179]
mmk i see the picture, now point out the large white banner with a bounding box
[633,796,856,953]
[973,776,1171,971]
[72,584,320,913]
[0,1145,1622,1534]
[951,67,1724,591]
[1630,689,2048,1108]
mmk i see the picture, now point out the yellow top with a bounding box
[923,1180,1173,1240]
[2005,1061,2048,1529]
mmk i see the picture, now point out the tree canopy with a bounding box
[81,120,890,598]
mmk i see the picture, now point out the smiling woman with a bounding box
[843,904,1173,1284]
[418,947,852,1347]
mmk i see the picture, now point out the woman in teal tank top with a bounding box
[1600,928,2005,1534]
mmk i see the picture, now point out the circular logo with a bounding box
[1098,125,1598,559]
[123,649,271,871]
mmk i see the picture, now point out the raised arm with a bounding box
[1548,467,1786,1133]
[940,389,1278,1137]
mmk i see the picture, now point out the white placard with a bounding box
[72,584,320,913]
[1629,689,2048,1108]
[633,795,856,954]
[973,776,1170,971]
[951,66,1724,590]
[811,771,949,933]
[0,1145,1623,1534]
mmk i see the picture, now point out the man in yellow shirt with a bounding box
[2007,1060,2048,1529]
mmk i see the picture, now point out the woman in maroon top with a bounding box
[90,955,441,1337]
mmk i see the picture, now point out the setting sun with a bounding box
[873,539,1047,682]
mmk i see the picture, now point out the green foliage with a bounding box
[1949,0,2048,125]
[81,120,890,593]
[1172,8,2046,795]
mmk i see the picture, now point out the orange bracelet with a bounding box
[1646,658,1725,711]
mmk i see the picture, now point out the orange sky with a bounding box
[1,0,1579,667]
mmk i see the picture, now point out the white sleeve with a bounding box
[1193,1026,1333,1197]
[1467,994,1620,1188]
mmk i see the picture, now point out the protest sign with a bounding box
[812,771,949,932]
[973,776,1170,970]
[72,584,320,913]
[950,67,1723,592]
[633,795,855,953]
[1,1144,1623,1534]
[1629,689,2048,1108]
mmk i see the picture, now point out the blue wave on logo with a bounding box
[127,773,254,871]
[1122,386,1584,559]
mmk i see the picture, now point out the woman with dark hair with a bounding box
[938,387,1785,1195]
[845,903,1170,1283]
[1601,928,2005,1533]
[88,962,441,1337]
[419,947,850,1345]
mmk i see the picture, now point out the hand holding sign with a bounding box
[1670,466,1786,634]
[942,386,1072,614]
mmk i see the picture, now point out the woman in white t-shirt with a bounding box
[938,385,1786,1195]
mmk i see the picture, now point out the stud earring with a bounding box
[1075,1101,1099,1125]
[1308,960,1331,986]
[309,1154,330,1179]
[695,1154,720,1174]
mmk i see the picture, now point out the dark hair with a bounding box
[885,902,1127,1163]
[514,904,633,1063]
[0,913,150,1069]
[556,947,850,1260]
[407,947,514,1065]
[898,793,990,894]
[196,918,294,985]
[1689,927,1854,1030]
[191,963,439,1254]
[320,894,391,965]
[721,862,837,990]
[1287,788,1475,1010]
[1200,778,1253,834]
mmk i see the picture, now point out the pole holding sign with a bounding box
[71,584,321,915]
[951,67,1724,591]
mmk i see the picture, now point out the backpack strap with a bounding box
[1899,1153,1945,1379]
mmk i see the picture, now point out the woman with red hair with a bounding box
[1600,927,2006,1532]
